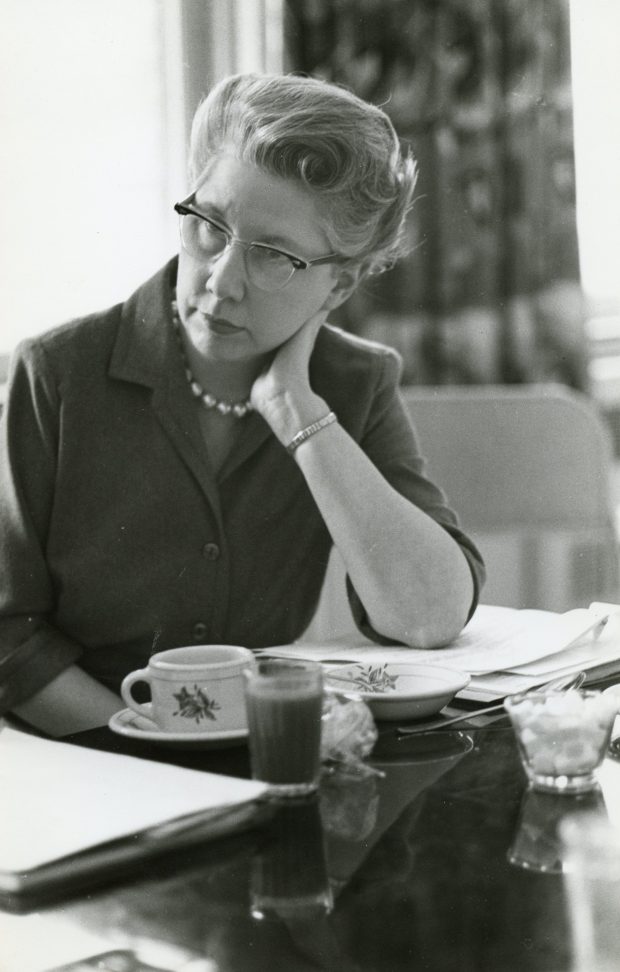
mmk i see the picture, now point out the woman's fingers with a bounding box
[250,311,328,430]
[277,310,326,373]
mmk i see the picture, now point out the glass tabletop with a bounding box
[2,714,592,972]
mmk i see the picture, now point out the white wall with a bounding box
[0,0,283,359]
[0,0,188,355]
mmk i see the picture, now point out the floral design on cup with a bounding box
[173,684,221,724]
[120,644,254,734]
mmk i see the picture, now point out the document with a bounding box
[261,602,620,702]
[0,728,268,896]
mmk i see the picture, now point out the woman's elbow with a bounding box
[372,579,474,649]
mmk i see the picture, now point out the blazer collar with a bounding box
[108,257,178,390]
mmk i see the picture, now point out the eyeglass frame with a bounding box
[173,193,343,290]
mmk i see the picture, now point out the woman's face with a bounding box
[175,154,348,367]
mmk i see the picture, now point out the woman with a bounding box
[0,73,484,737]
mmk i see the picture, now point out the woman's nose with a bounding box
[205,243,247,300]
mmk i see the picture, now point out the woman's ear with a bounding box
[320,265,364,312]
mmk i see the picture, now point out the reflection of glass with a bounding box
[320,768,380,843]
[505,690,618,793]
[508,786,607,873]
[250,796,333,922]
[562,812,620,972]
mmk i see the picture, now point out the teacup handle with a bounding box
[120,668,153,719]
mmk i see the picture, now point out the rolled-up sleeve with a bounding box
[0,342,82,713]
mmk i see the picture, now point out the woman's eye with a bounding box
[252,246,290,267]
[196,218,227,247]
[205,218,228,238]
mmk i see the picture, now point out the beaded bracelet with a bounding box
[286,411,337,454]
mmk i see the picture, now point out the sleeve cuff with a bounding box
[0,623,83,714]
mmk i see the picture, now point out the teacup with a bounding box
[120,644,255,733]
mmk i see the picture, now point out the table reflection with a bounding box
[0,719,595,972]
[508,786,608,873]
[250,797,333,921]
[244,729,476,971]
[321,730,473,893]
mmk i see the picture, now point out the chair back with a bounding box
[402,383,619,611]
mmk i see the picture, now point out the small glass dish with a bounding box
[504,689,619,793]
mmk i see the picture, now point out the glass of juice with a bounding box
[244,659,324,798]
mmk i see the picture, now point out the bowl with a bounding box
[323,662,470,721]
[504,689,620,792]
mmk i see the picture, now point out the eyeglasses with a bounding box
[174,194,341,292]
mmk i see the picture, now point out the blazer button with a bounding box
[192,622,208,641]
[202,542,220,561]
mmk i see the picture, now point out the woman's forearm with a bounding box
[12,665,122,738]
[293,418,474,648]
[254,348,474,648]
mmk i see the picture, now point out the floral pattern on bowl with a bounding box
[326,663,399,694]
[324,663,470,721]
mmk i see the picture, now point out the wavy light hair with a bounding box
[188,73,417,277]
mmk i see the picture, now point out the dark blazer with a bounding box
[0,259,484,709]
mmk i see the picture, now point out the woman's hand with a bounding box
[251,309,329,444]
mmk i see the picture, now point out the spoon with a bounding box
[396,670,587,736]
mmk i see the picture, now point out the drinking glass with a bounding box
[244,659,324,798]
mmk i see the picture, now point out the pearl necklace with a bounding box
[171,300,254,418]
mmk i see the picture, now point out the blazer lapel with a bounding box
[108,260,225,532]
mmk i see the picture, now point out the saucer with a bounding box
[109,706,248,750]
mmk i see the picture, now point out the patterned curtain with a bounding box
[284,0,589,389]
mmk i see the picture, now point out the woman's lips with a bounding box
[201,312,244,335]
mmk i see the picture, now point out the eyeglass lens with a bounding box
[181,214,296,291]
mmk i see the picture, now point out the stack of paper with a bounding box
[261,602,620,702]
[0,728,268,897]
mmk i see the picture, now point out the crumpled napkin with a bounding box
[320,691,378,775]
